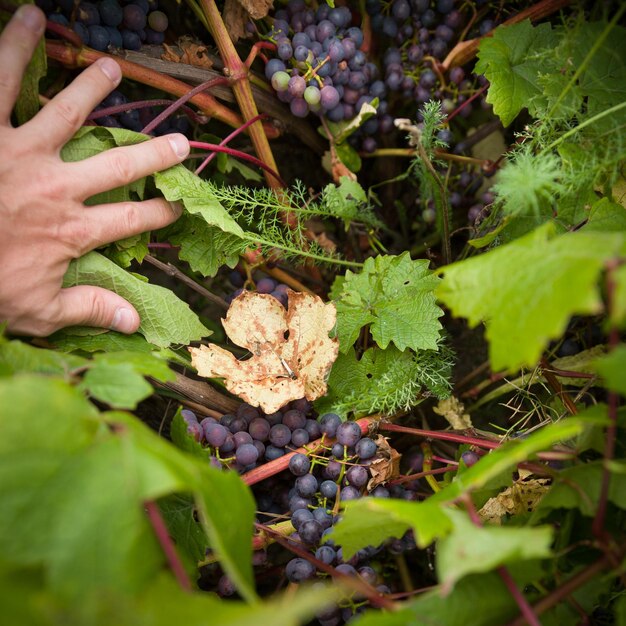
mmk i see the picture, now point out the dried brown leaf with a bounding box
[367,435,402,491]
[161,38,214,70]
[223,0,273,43]
[189,290,338,414]
[433,396,472,430]
[478,475,550,524]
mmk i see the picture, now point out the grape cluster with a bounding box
[226,269,291,308]
[181,399,322,473]
[37,0,169,51]
[262,0,391,150]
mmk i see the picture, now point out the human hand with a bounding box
[0,4,190,336]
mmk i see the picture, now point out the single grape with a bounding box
[336,422,362,447]
[345,465,369,488]
[269,424,291,447]
[285,558,316,582]
[289,453,311,476]
[120,28,141,50]
[271,70,290,92]
[283,409,306,430]
[290,97,309,118]
[147,9,168,32]
[248,418,271,442]
[319,413,341,437]
[461,450,480,467]
[312,507,333,529]
[236,443,259,466]
[204,423,228,448]
[265,444,285,461]
[233,431,253,448]
[295,473,318,498]
[265,58,286,80]
[341,485,361,500]
[122,3,147,30]
[299,519,323,544]
[87,24,110,51]
[370,485,390,498]
[292,507,314,531]
[217,575,236,597]
[291,428,310,447]
[320,480,338,500]
[315,545,336,565]
[99,0,123,26]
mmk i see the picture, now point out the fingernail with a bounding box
[97,58,122,84]
[169,201,184,217]
[111,307,137,333]
[16,5,44,33]
[168,134,190,159]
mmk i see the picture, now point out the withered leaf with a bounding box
[162,38,214,70]
[478,474,550,524]
[190,290,338,414]
[223,0,273,43]
[367,435,402,491]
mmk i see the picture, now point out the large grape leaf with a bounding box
[63,251,210,348]
[475,20,555,126]
[332,252,443,353]
[0,375,256,601]
[592,345,626,396]
[436,509,553,593]
[436,224,626,372]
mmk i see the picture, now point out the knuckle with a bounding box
[121,202,143,235]
[56,216,92,255]
[53,98,83,131]
[85,292,110,327]
[108,150,136,185]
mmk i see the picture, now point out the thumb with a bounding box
[56,285,141,334]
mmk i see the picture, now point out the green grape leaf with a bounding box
[534,460,626,517]
[352,573,518,626]
[333,252,443,353]
[0,375,257,602]
[162,214,246,277]
[0,337,86,377]
[436,509,553,593]
[63,252,210,348]
[154,164,245,236]
[329,499,452,559]
[584,198,626,233]
[592,345,626,395]
[78,350,174,409]
[170,407,211,460]
[436,224,626,372]
[475,20,556,126]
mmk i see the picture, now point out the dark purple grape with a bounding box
[319,413,341,437]
[341,485,361,500]
[122,3,146,30]
[370,486,390,498]
[120,29,141,50]
[304,419,321,440]
[143,27,163,44]
[300,519,323,544]
[336,563,357,576]
[461,450,480,467]
[256,277,277,294]
[285,558,316,582]
[319,85,340,111]
[292,507,314,530]
[219,434,236,454]
[336,422,362,447]
[265,58,286,80]
[283,409,306,431]
[269,424,291,447]
[289,495,312,512]
[331,442,345,459]
[315,545,336,565]
[295,473,318,498]
[236,443,259,466]
[290,97,309,118]
[289,453,311,476]
[253,440,265,458]
[87,25,109,50]
[233,431,253,448]
[217,575,236,597]
[99,0,123,26]
[358,566,377,585]
[248,418,270,442]
[199,416,217,430]
[265,411,283,426]
[292,32,310,48]
[391,0,410,21]
[346,465,369,488]
[204,423,228,448]
[291,428,310,447]
[320,480,338,499]
[265,445,285,461]
[323,460,342,481]
[238,403,260,423]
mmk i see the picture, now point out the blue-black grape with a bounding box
[335,422,362,447]
[285,558,316,582]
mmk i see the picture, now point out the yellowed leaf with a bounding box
[478,476,550,524]
[190,290,338,414]
[432,396,473,430]
[367,435,402,491]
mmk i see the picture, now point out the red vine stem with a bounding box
[141,76,228,134]
[462,495,541,626]
[195,113,267,175]
[45,40,279,138]
[241,417,375,486]
[378,423,501,449]
[145,500,193,591]
[188,140,286,186]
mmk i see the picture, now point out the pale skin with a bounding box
[0,4,190,336]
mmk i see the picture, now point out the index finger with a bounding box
[0,5,46,125]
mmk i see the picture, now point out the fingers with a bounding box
[68,133,190,199]
[0,5,46,125]
[73,197,183,254]
[55,285,141,333]
[25,57,122,148]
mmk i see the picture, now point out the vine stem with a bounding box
[592,260,621,540]
[197,0,281,191]
[195,113,267,175]
[145,500,193,591]
[141,76,229,135]
[143,254,229,311]
[87,99,206,125]
[188,140,286,186]
[462,495,541,626]
[241,416,376,486]
[378,423,501,449]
